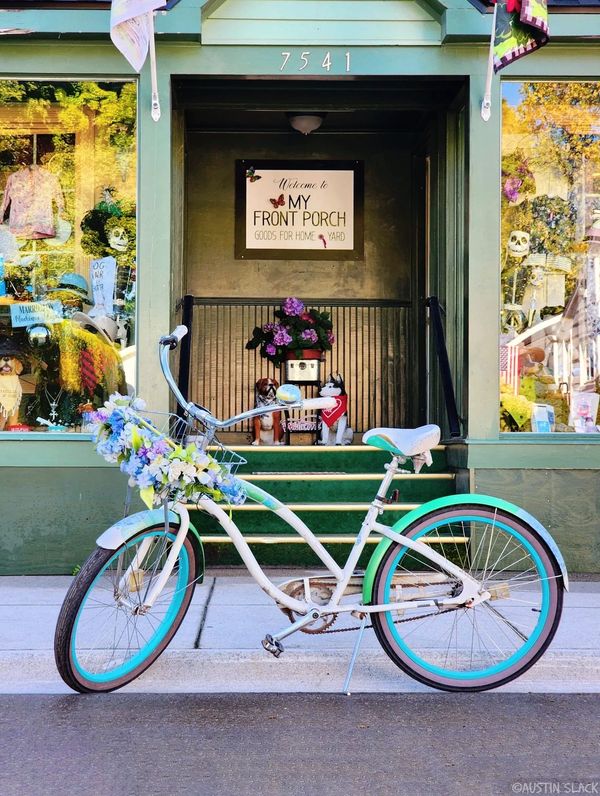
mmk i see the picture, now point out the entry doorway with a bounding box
[173,78,467,440]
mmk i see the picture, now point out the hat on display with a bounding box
[0,335,26,358]
[71,312,118,345]
[45,218,73,248]
[56,272,90,301]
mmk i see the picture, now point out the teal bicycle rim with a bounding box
[70,531,189,684]
[382,515,550,681]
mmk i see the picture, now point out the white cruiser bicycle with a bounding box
[54,326,567,694]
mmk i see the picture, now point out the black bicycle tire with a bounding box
[54,525,198,693]
[370,505,564,692]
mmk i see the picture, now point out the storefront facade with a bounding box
[0,0,599,574]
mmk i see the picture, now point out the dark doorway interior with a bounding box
[173,78,466,439]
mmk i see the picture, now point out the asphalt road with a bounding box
[1,693,599,796]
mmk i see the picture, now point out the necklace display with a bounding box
[44,385,64,423]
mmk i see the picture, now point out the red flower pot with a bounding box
[284,349,323,361]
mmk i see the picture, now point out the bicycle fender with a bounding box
[362,493,569,605]
[96,509,204,577]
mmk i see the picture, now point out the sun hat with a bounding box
[45,218,73,248]
[0,335,25,358]
[71,312,118,345]
[56,272,90,300]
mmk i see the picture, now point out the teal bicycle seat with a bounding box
[362,425,441,457]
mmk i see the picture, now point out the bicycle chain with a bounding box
[295,578,462,634]
[321,604,461,634]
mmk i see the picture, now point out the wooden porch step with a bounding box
[241,472,454,481]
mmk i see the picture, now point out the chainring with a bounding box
[283,582,337,634]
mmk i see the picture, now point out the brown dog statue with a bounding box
[252,377,284,445]
[0,338,24,430]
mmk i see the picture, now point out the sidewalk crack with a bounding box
[194,576,217,649]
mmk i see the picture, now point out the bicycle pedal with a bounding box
[262,634,284,658]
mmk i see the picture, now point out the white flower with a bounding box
[167,460,197,484]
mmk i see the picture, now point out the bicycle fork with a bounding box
[116,502,190,612]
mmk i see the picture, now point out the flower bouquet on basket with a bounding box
[245,297,335,367]
[90,394,246,508]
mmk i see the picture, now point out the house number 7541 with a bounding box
[280,51,351,73]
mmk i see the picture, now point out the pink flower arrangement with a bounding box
[245,297,335,367]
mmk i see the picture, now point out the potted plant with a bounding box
[245,297,335,368]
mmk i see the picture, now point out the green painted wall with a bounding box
[186,131,414,299]
[0,467,144,575]
[474,469,600,573]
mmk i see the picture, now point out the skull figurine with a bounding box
[529,266,545,288]
[507,230,530,258]
[108,226,129,253]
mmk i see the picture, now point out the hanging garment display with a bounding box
[0,165,65,239]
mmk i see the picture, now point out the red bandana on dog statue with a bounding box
[318,374,353,446]
[321,395,347,428]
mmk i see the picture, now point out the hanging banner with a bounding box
[110,0,163,120]
[89,256,117,318]
[492,0,549,72]
[481,0,549,121]
[10,301,63,328]
[110,0,162,71]
[235,160,364,260]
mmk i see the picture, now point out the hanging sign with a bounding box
[235,160,363,260]
[10,301,63,328]
[89,256,117,318]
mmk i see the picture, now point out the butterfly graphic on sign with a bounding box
[246,166,262,183]
[269,194,285,208]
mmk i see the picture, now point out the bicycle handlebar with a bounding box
[159,325,188,350]
[159,328,336,429]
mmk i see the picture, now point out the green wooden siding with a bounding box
[201,0,442,45]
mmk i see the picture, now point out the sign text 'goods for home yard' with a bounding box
[235,160,364,260]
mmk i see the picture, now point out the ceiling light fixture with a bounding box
[286,112,327,135]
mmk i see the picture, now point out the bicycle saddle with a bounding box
[362,425,441,457]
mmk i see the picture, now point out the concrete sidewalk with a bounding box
[1,570,599,694]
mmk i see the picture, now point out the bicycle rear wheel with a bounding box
[54,524,198,693]
[371,506,563,692]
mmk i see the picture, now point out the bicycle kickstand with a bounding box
[342,613,368,696]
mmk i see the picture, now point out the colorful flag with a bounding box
[110,0,163,72]
[110,0,164,120]
[492,0,549,73]
[481,0,549,121]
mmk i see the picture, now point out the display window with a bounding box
[0,80,136,433]
[500,81,600,434]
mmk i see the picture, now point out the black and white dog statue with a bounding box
[318,373,353,445]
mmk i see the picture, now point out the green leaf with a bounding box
[130,425,143,453]
[140,486,155,509]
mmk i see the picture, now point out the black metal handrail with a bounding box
[426,296,462,438]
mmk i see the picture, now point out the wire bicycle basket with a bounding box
[91,395,247,508]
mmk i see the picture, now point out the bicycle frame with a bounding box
[121,452,486,618]
[102,330,488,621]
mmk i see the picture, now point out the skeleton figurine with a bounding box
[502,230,531,333]
[108,226,129,253]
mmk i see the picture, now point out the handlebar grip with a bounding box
[302,397,337,411]
[159,325,188,350]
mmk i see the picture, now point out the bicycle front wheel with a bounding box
[54,524,198,693]
[371,506,563,692]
